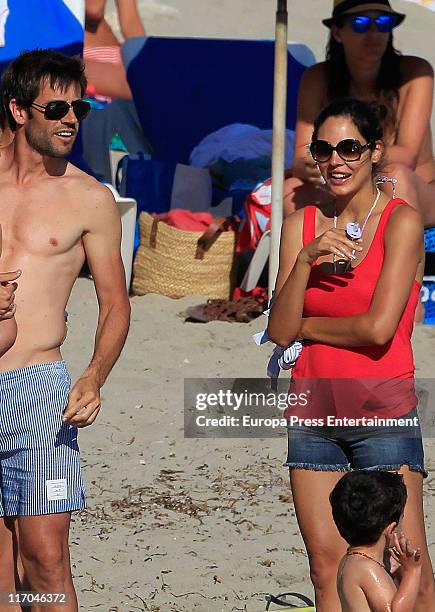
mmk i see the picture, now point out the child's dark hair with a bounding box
[329,471,407,546]
[312,98,384,145]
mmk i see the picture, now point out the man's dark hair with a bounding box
[1,49,87,131]
[330,471,407,546]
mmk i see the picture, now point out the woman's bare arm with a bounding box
[267,211,309,345]
[385,57,434,169]
[267,209,361,346]
[292,64,328,184]
[299,206,423,346]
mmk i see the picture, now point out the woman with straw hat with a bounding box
[284,0,435,230]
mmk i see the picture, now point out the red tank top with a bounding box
[288,199,420,420]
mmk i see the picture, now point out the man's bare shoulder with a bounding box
[63,163,117,205]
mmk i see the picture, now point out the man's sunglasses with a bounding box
[30,99,91,121]
[310,139,373,163]
[346,14,398,33]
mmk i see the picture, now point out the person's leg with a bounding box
[84,0,107,33]
[347,413,435,610]
[84,60,132,100]
[16,513,77,612]
[378,162,435,227]
[398,466,435,611]
[285,420,350,611]
[0,517,22,612]
[283,176,333,217]
[117,0,146,38]
[290,469,347,612]
[0,363,85,611]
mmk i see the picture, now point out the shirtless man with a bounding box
[0,49,130,611]
[330,471,422,612]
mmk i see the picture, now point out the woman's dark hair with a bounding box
[325,28,402,136]
[1,49,87,131]
[330,471,407,546]
[312,98,384,144]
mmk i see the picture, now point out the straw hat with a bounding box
[322,0,406,28]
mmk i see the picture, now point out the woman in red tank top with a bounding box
[267,99,434,611]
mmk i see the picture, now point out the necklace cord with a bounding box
[333,187,381,265]
[346,549,386,570]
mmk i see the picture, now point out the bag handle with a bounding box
[149,216,238,259]
[150,217,159,248]
[195,216,238,260]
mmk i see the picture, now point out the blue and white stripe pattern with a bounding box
[0,361,86,516]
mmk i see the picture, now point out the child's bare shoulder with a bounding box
[338,556,395,612]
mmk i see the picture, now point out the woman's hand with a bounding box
[299,228,363,265]
[292,153,326,186]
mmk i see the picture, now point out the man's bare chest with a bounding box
[0,186,84,260]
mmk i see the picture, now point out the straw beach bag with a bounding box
[132,212,237,299]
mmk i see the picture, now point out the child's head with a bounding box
[330,471,407,547]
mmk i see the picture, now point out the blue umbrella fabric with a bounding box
[0,0,84,75]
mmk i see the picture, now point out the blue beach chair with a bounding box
[122,36,315,166]
[119,36,315,287]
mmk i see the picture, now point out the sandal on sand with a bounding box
[265,591,315,610]
[186,296,267,323]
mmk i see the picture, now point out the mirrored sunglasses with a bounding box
[310,139,373,163]
[346,14,398,33]
[30,99,91,121]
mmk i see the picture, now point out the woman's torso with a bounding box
[290,199,421,419]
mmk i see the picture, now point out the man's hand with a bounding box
[0,270,21,319]
[62,375,101,428]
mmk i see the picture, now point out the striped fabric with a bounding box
[83,45,122,65]
[0,361,86,516]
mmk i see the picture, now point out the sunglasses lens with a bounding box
[376,14,396,32]
[72,100,91,121]
[44,101,70,120]
[336,140,363,161]
[310,141,332,162]
[350,15,371,33]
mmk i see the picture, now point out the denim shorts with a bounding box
[0,361,86,516]
[285,408,427,478]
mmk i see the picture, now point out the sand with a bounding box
[69,1,435,609]
[63,278,435,611]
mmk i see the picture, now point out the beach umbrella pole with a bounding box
[269,0,288,299]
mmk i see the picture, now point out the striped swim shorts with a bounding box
[0,361,86,516]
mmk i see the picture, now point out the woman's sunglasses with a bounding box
[346,14,398,33]
[30,99,91,121]
[310,139,373,163]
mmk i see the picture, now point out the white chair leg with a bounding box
[240,230,271,292]
[103,183,137,290]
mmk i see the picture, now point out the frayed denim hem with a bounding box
[283,461,350,472]
[363,463,428,479]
